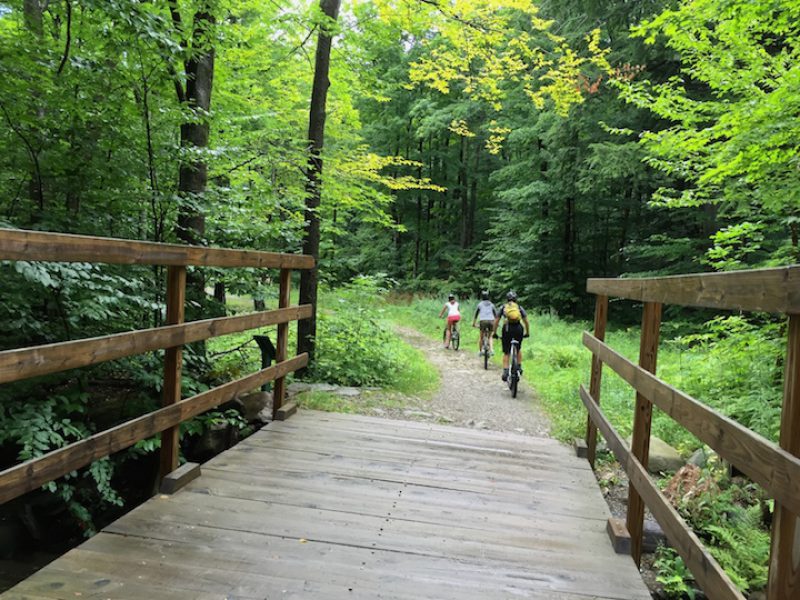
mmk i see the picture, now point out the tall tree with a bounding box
[297,0,342,369]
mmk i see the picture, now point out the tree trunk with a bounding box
[297,0,341,374]
[169,1,215,351]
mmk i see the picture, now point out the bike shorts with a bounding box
[501,322,524,354]
[447,315,461,325]
[479,320,494,333]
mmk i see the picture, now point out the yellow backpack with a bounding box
[505,301,522,323]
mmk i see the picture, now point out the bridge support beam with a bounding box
[626,301,661,568]
[585,294,608,469]
[768,314,800,600]
[160,265,186,482]
[273,268,292,420]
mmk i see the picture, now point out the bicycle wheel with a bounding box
[483,341,489,369]
[510,345,519,398]
[452,325,460,350]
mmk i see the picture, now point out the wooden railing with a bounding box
[0,228,314,505]
[581,266,800,600]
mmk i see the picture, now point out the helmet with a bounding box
[481,290,489,300]
[448,293,455,300]
[507,290,517,301]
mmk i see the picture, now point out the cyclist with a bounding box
[472,290,497,356]
[438,294,461,349]
[493,291,530,382]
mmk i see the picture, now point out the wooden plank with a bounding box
[273,268,292,419]
[3,411,650,600]
[159,462,201,494]
[275,400,297,420]
[12,526,645,600]
[583,331,800,518]
[160,265,186,479]
[627,301,661,566]
[0,227,315,269]
[767,314,800,600]
[586,266,800,313]
[0,305,312,384]
[0,354,307,505]
[606,518,631,554]
[580,385,745,600]
[195,466,610,524]
[586,294,608,467]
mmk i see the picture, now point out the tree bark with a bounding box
[297,0,341,373]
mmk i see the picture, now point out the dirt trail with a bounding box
[393,326,551,437]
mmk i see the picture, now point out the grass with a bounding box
[208,288,439,405]
[382,294,784,452]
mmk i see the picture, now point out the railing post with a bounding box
[586,294,609,469]
[159,265,186,481]
[627,300,662,567]
[272,268,291,419]
[767,314,800,600]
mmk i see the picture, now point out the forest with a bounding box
[1,0,799,598]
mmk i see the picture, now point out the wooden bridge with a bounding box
[1,229,799,599]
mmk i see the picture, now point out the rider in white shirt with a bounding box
[438,294,461,349]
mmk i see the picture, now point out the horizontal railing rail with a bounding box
[582,266,800,600]
[0,227,314,268]
[0,228,313,506]
[587,266,800,313]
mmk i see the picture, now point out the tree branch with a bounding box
[56,0,72,75]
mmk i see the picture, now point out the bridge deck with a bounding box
[4,411,650,599]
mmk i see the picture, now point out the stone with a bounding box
[335,387,361,397]
[403,410,433,418]
[255,408,272,425]
[642,519,667,553]
[626,435,683,474]
[287,382,337,395]
[235,391,272,422]
[688,447,708,468]
[188,422,239,463]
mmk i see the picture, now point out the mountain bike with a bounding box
[443,320,460,351]
[508,339,521,398]
[479,327,491,369]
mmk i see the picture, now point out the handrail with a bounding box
[0,228,314,506]
[581,266,800,600]
[0,305,312,384]
[587,266,800,313]
[0,228,314,268]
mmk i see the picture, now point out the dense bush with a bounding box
[311,276,405,387]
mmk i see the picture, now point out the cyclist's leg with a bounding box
[500,327,511,380]
[511,324,524,371]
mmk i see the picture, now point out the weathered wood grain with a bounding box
[273,268,291,418]
[160,265,186,479]
[0,305,312,384]
[627,301,662,566]
[0,354,307,505]
[586,294,608,467]
[767,314,800,600]
[3,412,650,600]
[580,385,745,600]
[583,331,800,518]
[586,266,800,313]
[0,227,315,269]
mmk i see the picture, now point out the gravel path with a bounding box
[390,326,551,438]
